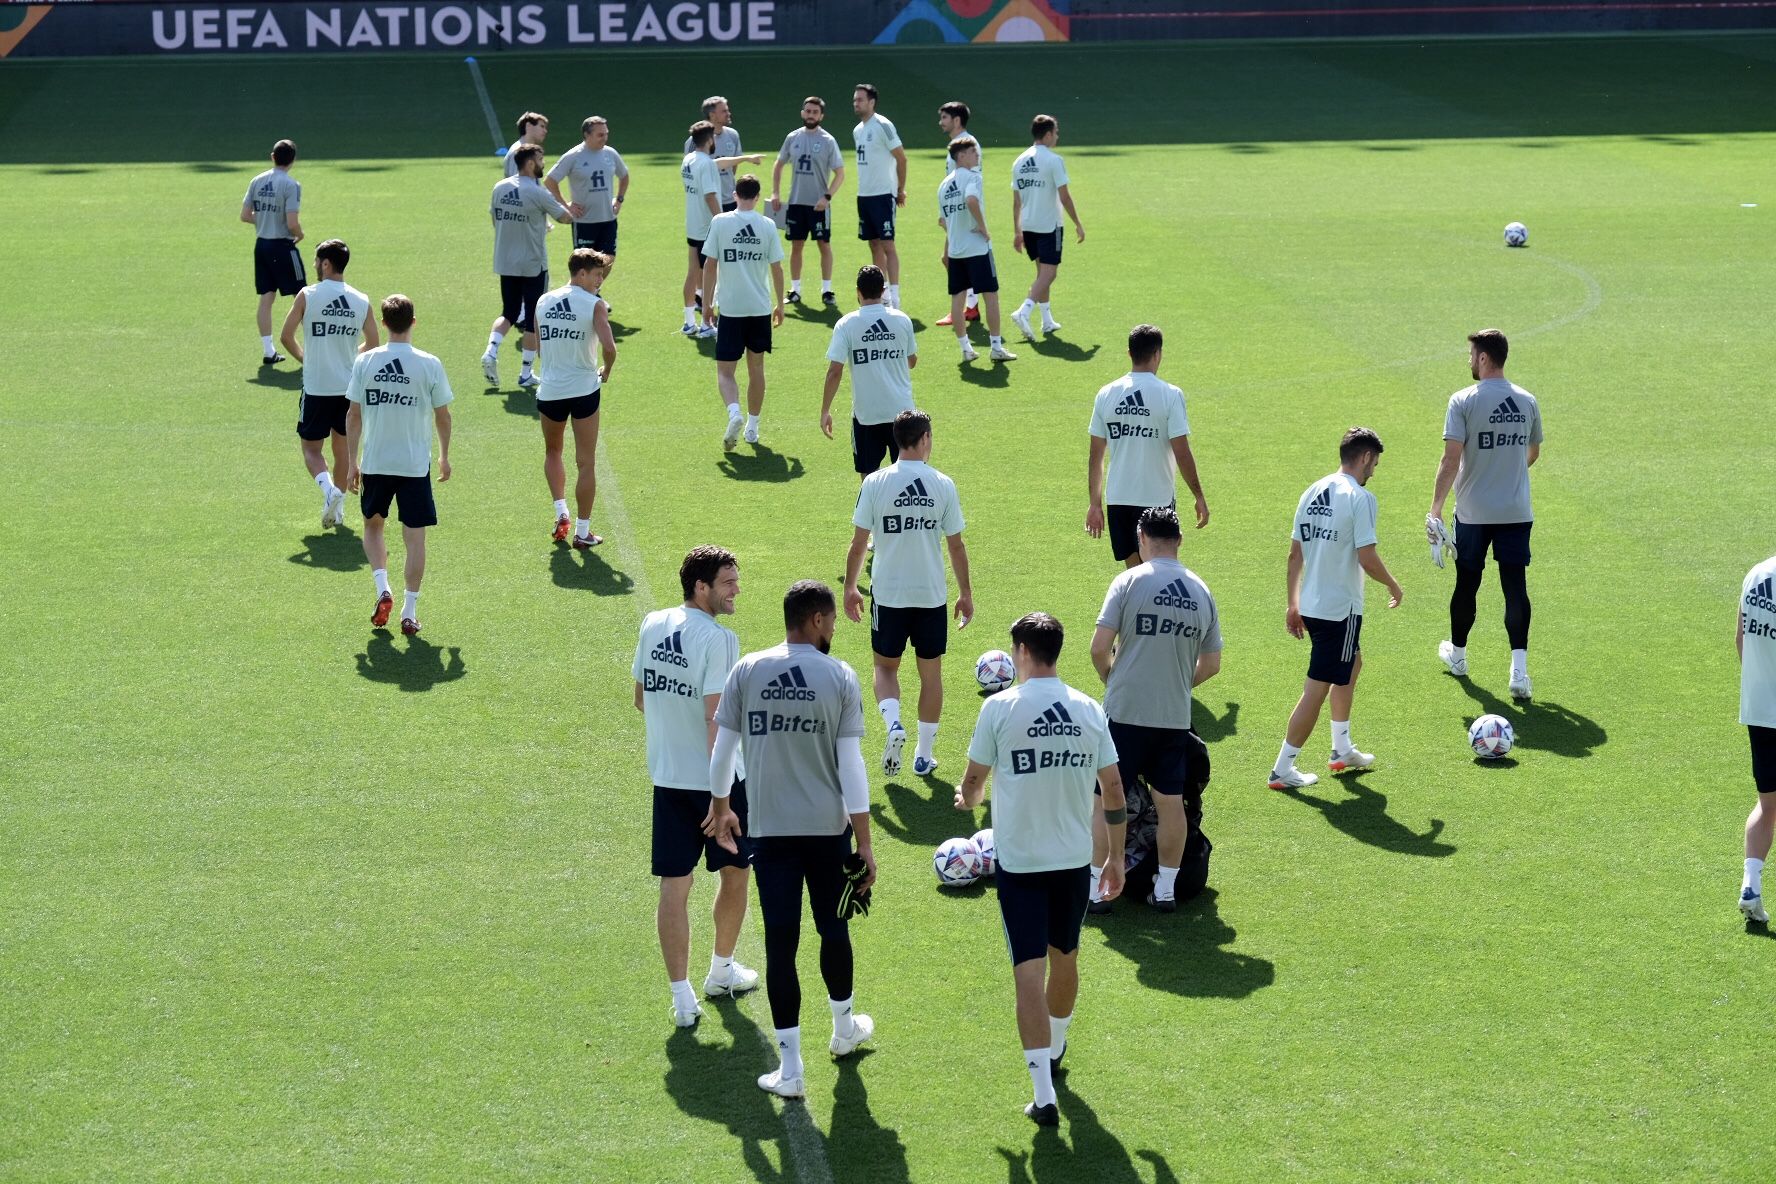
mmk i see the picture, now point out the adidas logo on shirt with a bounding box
[1027,701,1082,738]
[892,477,935,508]
[320,295,354,318]
[543,298,576,321]
[1019,157,1038,173]
[1306,486,1334,517]
[1114,389,1150,416]
[730,222,761,244]
[650,630,690,667]
[370,357,411,385]
[1749,576,1776,615]
[759,666,817,701]
[258,181,275,196]
[499,187,524,207]
[1488,396,1528,424]
[1152,578,1199,610]
[861,319,897,344]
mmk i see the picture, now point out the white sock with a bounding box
[789,279,801,294]
[957,333,971,350]
[520,348,536,372]
[1026,1049,1056,1107]
[1451,644,1467,663]
[774,1027,805,1080]
[373,568,391,598]
[1089,862,1103,902]
[746,413,759,432]
[486,330,504,351]
[1017,298,1035,316]
[1747,857,1765,895]
[879,698,902,729]
[684,306,697,325]
[966,291,979,309]
[1155,865,1180,900]
[670,979,697,1012]
[821,279,833,293]
[261,334,275,355]
[916,721,938,761]
[316,471,337,498]
[1274,741,1302,775]
[1511,649,1529,680]
[726,402,742,422]
[829,995,857,1040]
[1048,1014,1072,1062]
[1332,720,1353,753]
[403,590,419,620]
[709,952,734,980]
[1039,301,1054,323]
[990,335,1004,347]
[888,284,900,306]
[575,517,590,539]
[553,498,569,519]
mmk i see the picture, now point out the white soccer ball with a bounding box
[934,837,984,887]
[970,828,996,877]
[975,650,1014,693]
[1504,221,1528,248]
[1469,714,1515,759]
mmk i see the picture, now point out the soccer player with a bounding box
[634,545,759,1026]
[535,249,617,548]
[705,580,876,1098]
[1269,428,1402,790]
[851,84,908,308]
[280,238,378,530]
[702,175,785,450]
[1428,329,1544,700]
[821,266,916,477]
[684,96,744,211]
[935,101,980,327]
[771,96,845,307]
[1009,114,1084,340]
[1088,507,1222,912]
[844,410,973,778]
[503,111,548,176]
[1737,550,1776,922]
[240,138,304,365]
[482,144,572,390]
[1086,325,1209,567]
[344,295,454,636]
[681,122,763,337]
[544,116,629,272]
[937,136,1015,363]
[954,612,1127,1126]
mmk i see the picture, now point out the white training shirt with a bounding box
[826,305,916,426]
[1291,470,1379,621]
[1742,556,1776,728]
[853,113,903,197]
[853,459,963,609]
[345,343,454,478]
[1011,143,1069,232]
[938,167,990,259]
[297,278,371,397]
[702,209,784,318]
[681,151,721,240]
[1089,373,1191,508]
[633,604,743,791]
[535,284,604,402]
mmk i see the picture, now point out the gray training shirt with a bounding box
[714,642,866,838]
[490,174,568,278]
[1096,558,1223,730]
[547,143,628,223]
[1444,377,1543,525]
[778,127,843,207]
[244,168,301,239]
[685,126,742,204]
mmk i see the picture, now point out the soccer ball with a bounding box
[975,650,1014,693]
[1469,714,1515,759]
[970,828,996,877]
[1503,221,1528,248]
[934,837,984,887]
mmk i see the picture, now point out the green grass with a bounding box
[3,34,1774,1183]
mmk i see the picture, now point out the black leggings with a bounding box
[1451,563,1532,650]
[752,832,855,1031]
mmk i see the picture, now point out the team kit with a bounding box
[246,86,1776,1126]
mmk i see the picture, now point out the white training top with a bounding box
[827,306,916,426]
[1011,143,1069,232]
[702,209,784,318]
[535,284,605,402]
[1089,373,1190,508]
[345,343,454,478]
[853,113,903,197]
[297,278,371,397]
[853,459,964,609]
[1742,555,1776,729]
[1291,470,1379,621]
[681,151,721,239]
[938,167,990,259]
[633,604,744,791]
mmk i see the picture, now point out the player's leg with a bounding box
[1272,678,1331,788]
[1742,729,1776,921]
[1497,523,1533,697]
[881,240,900,300]
[653,786,704,1023]
[1000,869,1060,1122]
[539,409,570,539]
[256,291,276,346]
[817,239,834,289]
[362,511,392,625]
[788,238,805,297]
[400,525,426,632]
[752,838,808,1095]
[682,243,702,331]
[517,278,543,388]
[951,288,970,346]
[743,346,766,431]
[874,652,905,771]
[911,613,947,773]
[570,405,602,545]
[485,276,518,384]
[1036,261,1062,331]
[980,255,1014,360]
[704,780,757,998]
[1442,519,1484,676]
[328,430,348,497]
[1042,867,1089,1085]
[715,359,742,449]
[808,833,868,1056]
[1326,617,1371,769]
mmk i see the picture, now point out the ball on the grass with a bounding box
[975,650,1014,693]
[934,837,984,887]
[1504,221,1528,247]
[970,828,996,877]
[1469,714,1515,759]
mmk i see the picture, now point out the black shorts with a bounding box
[947,252,999,296]
[573,220,618,255]
[786,204,831,243]
[997,865,1091,965]
[871,601,947,661]
[254,237,306,296]
[1752,726,1776,795]
[720,200,738,214]
[1304,613,1362,686]
[1454,518,1533,571]
[752,830,853,935]
[851,418,900,476]
[687,236,707,254]
[1108,720,1191,797]
[652,782,751,877]
[296,393,348,441]
[1107,502,1171,563]
[1023,227,1064,266]
[499,271,549,332]
[715,314,772,362]
[857,193,897,241]
[537,390,602,422]
[359,471,437,528]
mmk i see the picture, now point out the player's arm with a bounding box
[1194,649,1222,686]
[820,361,844,439]
[1171,436,1208,528]
[1010,190,1024,252]
[543,175,567,207]
[771,155,786,209]
[239,199,255,225]
[1739,606,1746,660]
[1285,539,1304,638]
[360,319,381,351]
[1085,435,1107,536]
[703,190,721,218]
[615,170,629,207]
[713,154,763,170]
[840,735,876,888]
[279,292,307,362]
[770,262,785,327]
[957,760,991,810]
[823,165,845,208]
[541,188,573,223]
[704,692,722,754]
[1058,184,1083,242]
[1528,443,1541,467]
[946,533,973,628]
[705,724,744,851]
[344,403,364,491]
[1429,438,1464,519]
[433,406,452,481]
[890,146,907,207]
[595,303,617,382]
[966,194,989,240]
[1089,625,1117,686]
[843,526,871,621]
[285,209,303,243]
[633,681,645,712]
[1097,762,1127,899]
[1357,544,1402,608]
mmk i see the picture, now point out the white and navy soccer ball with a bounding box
[934,837,984,887]
[1469,714,1515,759]
[975,650,1015,693]
[1503,221,1528,248]
[970,828,996,877]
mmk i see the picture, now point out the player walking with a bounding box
[344,296,453,636]
[844,411,973,778]
[1009,115,1083,340]
[481,144,572,390]
[503,111,548,176]
[1086,325,1209,566]
[1269,429,1401,789]
[955,612,1127,1126]
[937,136,1015,362]
[1428,329,1544,700]
[1738,551,1776,922]
[681,122,763,337]
[544,116,628,272]
[634,545,760,1026]
[685,97,744,211]
[935,101,981,327]
[706,581,877,1098]
[240,138,304,366]
[772,97,845,307]
[702,176,785,450]
[852,84,908,308]
[280,239,377,529]
[535,249,617,548]
[821,266,916,477]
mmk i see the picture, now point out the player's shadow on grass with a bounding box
[607,320,642,341]
[287,530,365,572]
[1027,336,1099,364]
[1097,888,1275,1000]
[1279,776,1455,858]
[183,162,235,173]
[958,361,1012,389]
[874,775,966,848]
[500,389,539,418]
[1191,699,1239,742]
[247,367,302,391]
[786,301,841,328]
[1000,1083,1182,1183]
[717,444,805,483]
[550,544,635,595]
[337,163,395,172]
[1457,682,1607,757]
[354,633,465,692]
[38,165,96,175]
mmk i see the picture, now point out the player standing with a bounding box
[240,138,304,366]
[702,176,785,450]
[935,101,980,327]
[1009,115,1083,341]
[503,111,548,176]
[1428,329,1544,700]
[821,266,916,477]
[937,137,1015,363]
[844,411,973,778]
[685,96,744,211]
[344,295,453,636]
[772,97,845,307]
[544,116,629,276]
[280,239,377,529]
[535,249,618,548]
[1088,507,1222,912]
[955,612,1127,1126]
[681,122,763,337]
[705,581,877,1098]
[1269,429,1401,790]
[482,144,572,390]
[1086,325,1209,566]
[634,545,759,1026]
[1737,550,1776,922]
[851,84,908,308]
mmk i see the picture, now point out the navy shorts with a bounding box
[1107,502,1171,563]
[871,601,947,661]
[652,782,751,877]
[998,865,1091,965]
[786,203,831,243]
[1108,719,1191,797]
[687,236,707,254]
[254,237,306,296]
[359,472,437,529]
[1454,518,1533,570]
[538,390,601,422]
[296,393,348,441]
[499,272,549,332]
[947,252,998,296]
[752,830,853,934]
[720,201,738,214]
[573,220,618,255]
[1304,613,1362,686]
[851,418,899,476]
[715,314,772,362]
[1753,726,1776,795]
[857,193,896,241]
[1023,227,1063,266]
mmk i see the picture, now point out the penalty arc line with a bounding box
[463,56,505,155]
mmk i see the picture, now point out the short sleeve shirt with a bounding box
[1097,560,1222,730]
[1444,378,1543,525]
[681,152,721,239]
[1089,373,1191,508]
[245,168,300,239]
[298,279,372,397]
[826,307,916,426]
[685,127,743,204]
[345,344,454,478]
[632,605,743,790]
[939,168,990,258]
[547,143,628,222]
[1011,144,1069,232]
[490,175,567,277]
[852,460,964,609]
[1291,471,1378,621]
[853,114,903,197]
[1742,556,1776,728]
[536,284,604,401]
[778,127,843,207]
[702,210,784,318]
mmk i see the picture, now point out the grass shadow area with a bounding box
[1278,774,1456,858]
[999,1081,1184,1182]
[550,543,635,595]
[1095,887,1276,1000]
[874,775,963,848]
[958,360,1012,389]
[353,633,466,692]
[1026,335,1100,364]
[786,299,842,328]
[501,389,539,418]
[287,528,365,572]
[1456,683,1607,757]
[717,443,805,483]
[247,367,302,391]
[1191,700,1239,743]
